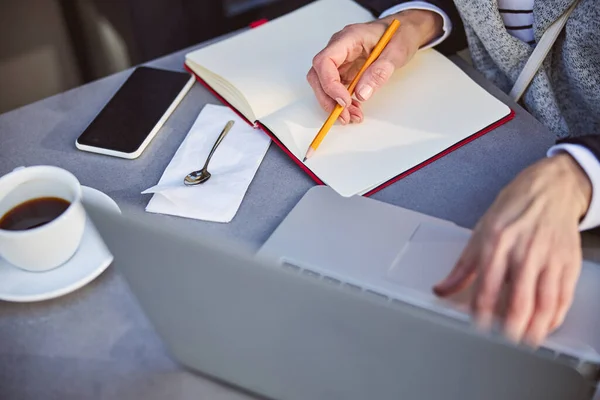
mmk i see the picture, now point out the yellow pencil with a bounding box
[303,19,401,162]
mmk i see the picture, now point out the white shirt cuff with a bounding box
[379,1,452,49]
[548,144,600,231]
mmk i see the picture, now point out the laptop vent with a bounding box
[281,260,390,303]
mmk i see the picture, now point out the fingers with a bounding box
[431,157,586,347]
[503,233,544,343]
[550,252,581,332]
[348,99,363,123]
[504,224,579,345]
[307,67,364,124]
[309,23,417,120]
[307,67,350,125]
[434,244,477,297]
[355,37,413,101]
[523,266,560,347]
[311,33,356,108]
[471,232,511,331]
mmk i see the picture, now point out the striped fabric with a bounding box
[498,0,535,44]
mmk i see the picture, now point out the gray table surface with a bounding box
[0,35,582,399]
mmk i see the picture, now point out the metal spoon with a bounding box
[184,120,235,186]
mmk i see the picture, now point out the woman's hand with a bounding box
[434,153,592,346]
[306,10,443,125]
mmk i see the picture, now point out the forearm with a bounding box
[357,0,467,54]
[380,3,447,49]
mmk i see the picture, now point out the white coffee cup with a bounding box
[0,166,86,272]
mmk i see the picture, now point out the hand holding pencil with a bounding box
[304,19,400,161]
[304,10,445,161]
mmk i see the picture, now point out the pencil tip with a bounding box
[304,148,315,162]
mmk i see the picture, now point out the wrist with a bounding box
[552,153,593,219]
[383,9,443,48]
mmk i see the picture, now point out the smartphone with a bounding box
[76,66,195,159]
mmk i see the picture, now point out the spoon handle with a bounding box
[202,120,235,171]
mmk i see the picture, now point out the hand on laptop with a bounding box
[306,10,442,125]
[434,154,592,346]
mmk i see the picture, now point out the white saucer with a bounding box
[0,186,119,302]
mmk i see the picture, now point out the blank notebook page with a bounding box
[261,50,511,196]
[185,0,373,121]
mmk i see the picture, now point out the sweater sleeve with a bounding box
[547,136,600,231]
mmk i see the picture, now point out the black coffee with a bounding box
[0,197,70,231]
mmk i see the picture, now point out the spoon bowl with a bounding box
[184,170,211,185]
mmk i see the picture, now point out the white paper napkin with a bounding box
[142,104,270,223]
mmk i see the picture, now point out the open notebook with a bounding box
[185,0,513,197]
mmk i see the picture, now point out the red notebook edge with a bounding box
[256,121,325,186]
[184,62,515,197]
[363,108,516,197]
[259,111,516,197]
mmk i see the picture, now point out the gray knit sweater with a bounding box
[452,0,599,138]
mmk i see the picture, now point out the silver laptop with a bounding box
[85,195,595,400]
[259,187,600,367]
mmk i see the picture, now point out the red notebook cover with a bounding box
[184,64,516,197]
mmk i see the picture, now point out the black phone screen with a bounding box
[77,67,191,154]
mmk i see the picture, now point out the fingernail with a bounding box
[357,85,373,101]
[339,116,347,125]
[335,97,347,107]
[433,281,446,292]
[350,115,360,124]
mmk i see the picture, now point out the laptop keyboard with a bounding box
[279,259,600,396]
